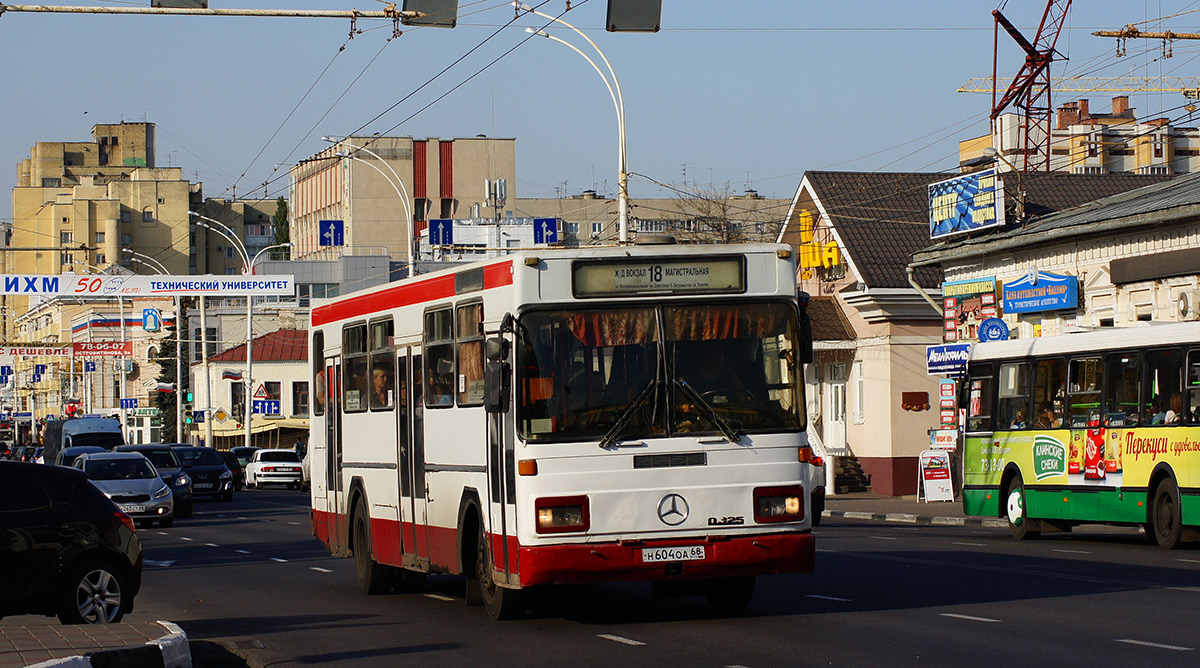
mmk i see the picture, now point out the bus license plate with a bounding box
[119,505,145,514]
[642,545,705,563]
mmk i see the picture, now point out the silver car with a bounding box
[75,452,175,528]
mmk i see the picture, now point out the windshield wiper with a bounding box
[674,378,745,444]
[598,377,661,450]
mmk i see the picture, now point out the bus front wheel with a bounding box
[1150,479,1183,549]
[476,526,523,620]
[353,501,395,595]
[1005,475,1040,540]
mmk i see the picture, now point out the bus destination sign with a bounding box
[572,256,745,297]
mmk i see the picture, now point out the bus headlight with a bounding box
[754,485,804,523]
[535,495,589,534]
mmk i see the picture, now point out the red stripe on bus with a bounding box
[311,260,515,326]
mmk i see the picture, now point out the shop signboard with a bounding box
[1002,270,1079,314]
[920,449,955,502]
[942,277,1000,343]
[927,343,971,375]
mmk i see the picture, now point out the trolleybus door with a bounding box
[325,358,348,554]
[402,351,429,564]
[485,381,518,584]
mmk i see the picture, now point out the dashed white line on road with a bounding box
[1052,548,1091,554]
[806,594,852,602]
[1176,558,1200,564]
[235,549,251,554]
[870,536,898,540]
[952,542,986,547]
[287,521,301,525]
[144,560,176,568]
[237,517,249,520]
[598,634,646,646]
[271,558,288,563]
[310,567,333,573]
[155,531,168,536]
[179,537,194,541]
[1116,639,1194,651]
[424,594,456,602]
[940,613,1001,623]
[206,543,220,547]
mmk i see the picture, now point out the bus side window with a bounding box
[369,319,395,411]
[997,362,1030,430]
[1102,353,1141,427]
[966,363,993,432]
[1067,357,1101,428]
[342,324,368,413]
[424,308,454,407]
[312,331,325,417]
[456,303,485,406]
[1033,358,1065,428]
[1185,350,1200,425]
[1143,348,1182,425]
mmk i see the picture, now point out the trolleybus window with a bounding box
[343,324,368,413]
[456,303,485,406]
[965,363,994,432]
[424,308,455,407]
[997,362,1030,429]
[1067,357,1101,428]
[515,301,803,442]
[1102,353,1140,426]
[369,319,394,411]
[1143,348,1182,425]
[1032,358,1065,429]
[312,331,325,416]
[1187,350,1200,425]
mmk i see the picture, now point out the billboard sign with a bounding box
[941,277,1000,343]
[929,169,1005,239]
[1002,270,1080,314]
[0,274,295,298]
[73,342,134,357]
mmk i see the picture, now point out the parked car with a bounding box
[74,452,174,528]
[217,450,245,491]
[115,445,193,517]
[245,449,304,489]
[172,446,235,501]
[0,460,143,624]
[57,445,107,468]
[230,446,260,469]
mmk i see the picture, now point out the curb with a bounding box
[25,621,190,668]
[822,509,1007,528]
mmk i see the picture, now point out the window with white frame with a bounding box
[852,360,865,423]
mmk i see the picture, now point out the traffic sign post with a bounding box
[429,219,453,247]
[252,399,281,416]
[534,217,558,244]
[318,220,345,247]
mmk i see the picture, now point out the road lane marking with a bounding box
[1052,548,1091,554]
[870,536,897,540]
[287,521,301,525]
[1116,639,1194,651]
[155,531,168,536]
[598,634,646,646]
[1176,559,1200,564]
[952,542,986,547]
[310,567,332,573]
[235,549,251,554]
[206,543,220,547]
[144,559,176,568]
[179,537,194,541]
[424,594,456,602]
[271,558,288,563]
[806,594,852,602]
[940,613,1001,623]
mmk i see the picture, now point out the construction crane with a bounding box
[959,76,1200,100]
[989,0,1073,172]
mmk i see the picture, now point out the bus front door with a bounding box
[485,343,518,584]
[325,358,348,555]
[399,351,430,567]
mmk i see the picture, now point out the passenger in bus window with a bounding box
[1010,408,1027,429]
[371,365,392,409]
[427,368,453,405]
[1165,393,1183,424]
[1034,402,1060,429]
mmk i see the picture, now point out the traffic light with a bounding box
[183,403,194,425]
[185,391,194,403]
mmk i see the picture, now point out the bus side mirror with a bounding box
[484,337,511,413]
[797,290,814,365]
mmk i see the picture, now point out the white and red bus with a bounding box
[309,241,817,619]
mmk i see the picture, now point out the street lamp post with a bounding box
[320,137,417,276]
[124,249,183,443]
[517,3,630,242]
[246,241,294,449]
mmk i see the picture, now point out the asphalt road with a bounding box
[9,490,1200,667]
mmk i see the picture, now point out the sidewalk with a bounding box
[0,620,189,668]
[824,492,1008,528]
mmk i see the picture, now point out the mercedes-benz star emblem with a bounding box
[657,493,689,526]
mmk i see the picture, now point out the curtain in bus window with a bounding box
[997,362,1030,429]
[1102,353,1141,427]
[1143,348,1183,425]
[566,310,656,347]
[457,304,484,406]
[1067,357,1102,428]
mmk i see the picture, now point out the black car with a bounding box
[217,450,245,491]
[115,445,193,517]
[0,461,143,624]
[172,446,235,501]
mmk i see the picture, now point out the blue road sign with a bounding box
[319,220,345,247]
[120,398,138,409]
[0,366,11,375]
[534,218,558,244]
[252,399,281,415]
[35,364,46,375]
[194,410,205,424]
[429,219,453,246]
[84,361,97,372]
[143,308,162,332]
[32,374,41,383]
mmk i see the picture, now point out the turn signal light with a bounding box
[534,495,589,534]
[798,446,814,463]
[754,485,804,524]
[518,459,538,476]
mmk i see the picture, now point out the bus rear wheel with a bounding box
[1150,479,1183,549]
[1005,475,1040,540]
[476,526,523,620]
[353,501,395,595]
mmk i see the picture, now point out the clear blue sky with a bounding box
[3,1,1197,220]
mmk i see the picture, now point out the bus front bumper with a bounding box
[517,531,815,587]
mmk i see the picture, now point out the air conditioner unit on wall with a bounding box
[1176,290,1200,321]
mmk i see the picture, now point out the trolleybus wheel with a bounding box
[705,576,756,611]
[1005,475,1040,540]
[353,501,395,595]
[1150,479,1183,549]
[477,526,524,620]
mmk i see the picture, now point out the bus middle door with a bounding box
[399,350,430,567]
[325,358,349,555]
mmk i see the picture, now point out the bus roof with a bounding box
[969,321,1200,362]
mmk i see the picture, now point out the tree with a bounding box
[152,321,181,443]
[273,196,291,258]
[663,184,785,244]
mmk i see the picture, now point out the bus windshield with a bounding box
[516,301,805,442]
